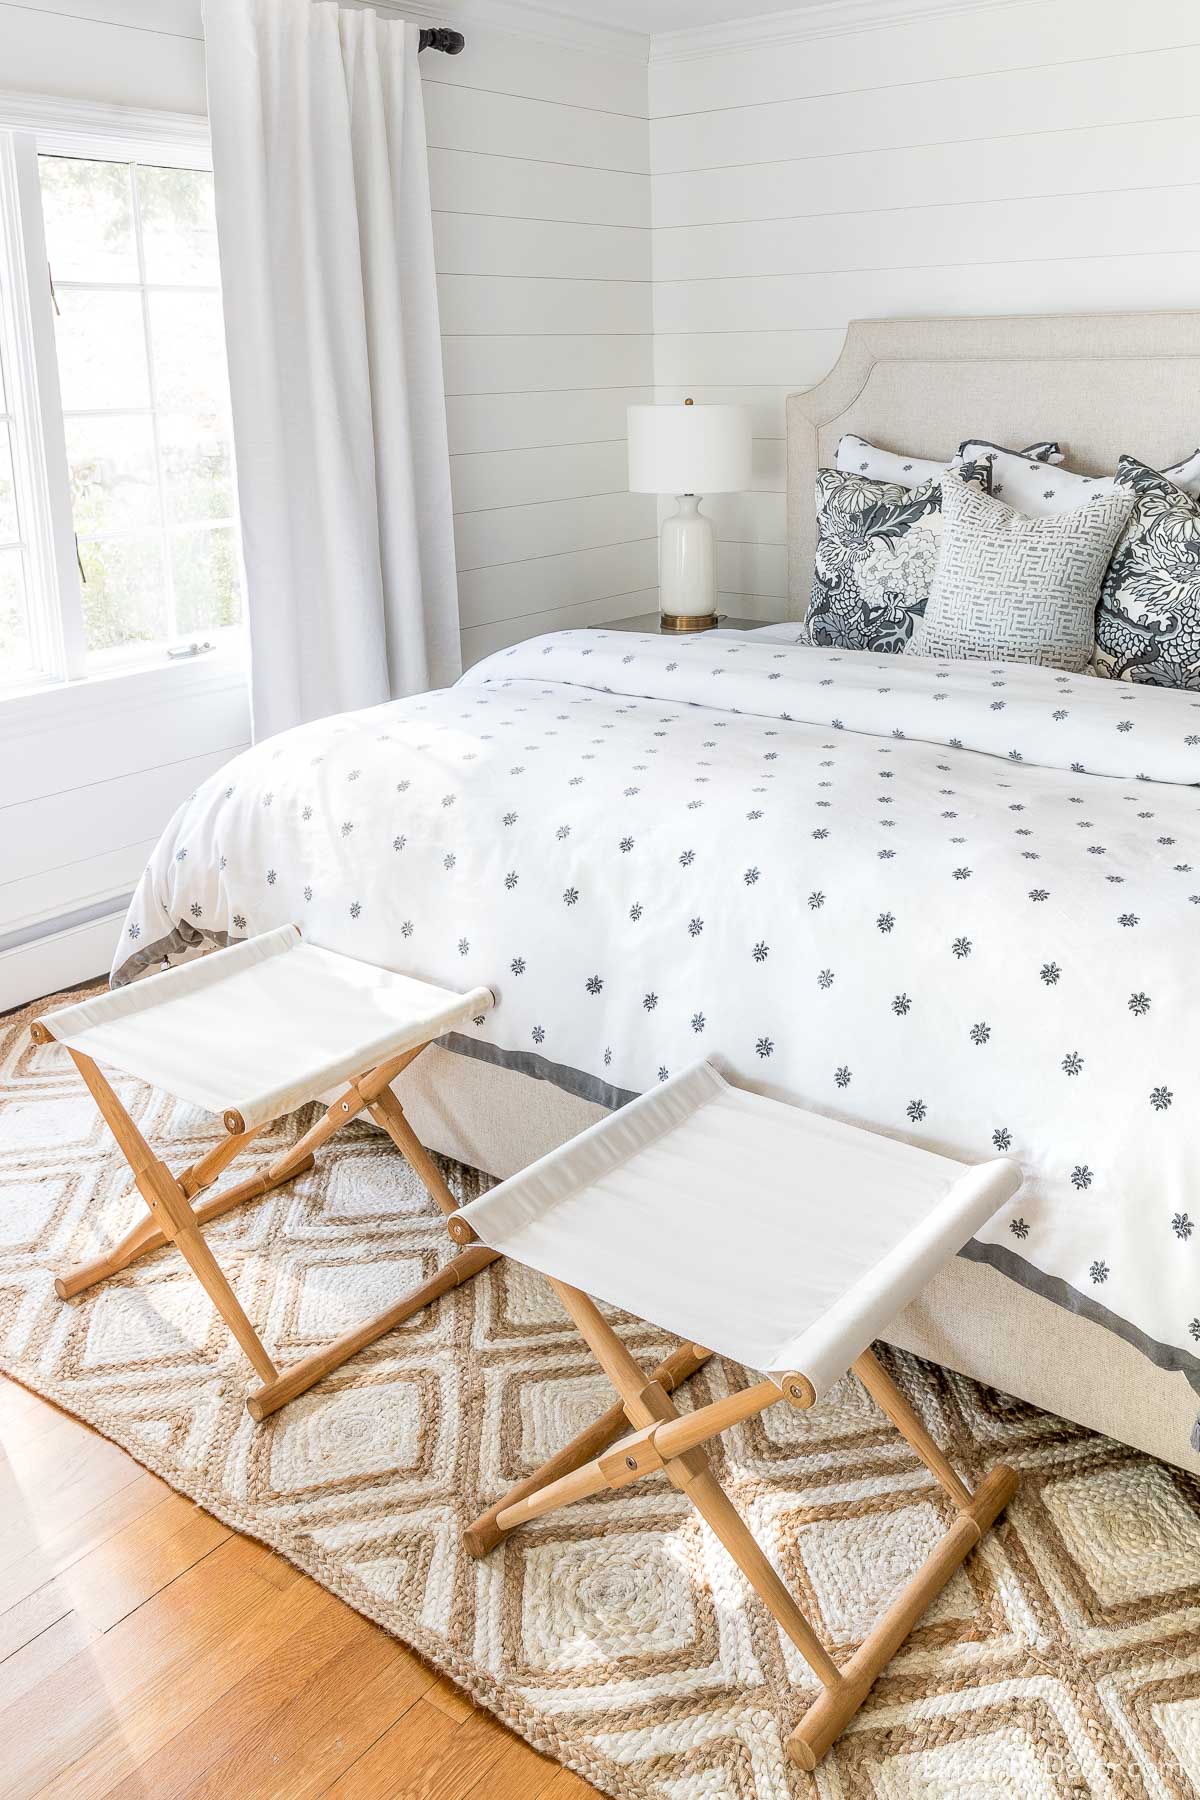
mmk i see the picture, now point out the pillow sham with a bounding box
[959,440,1200,516]
[836,433,1062,489]
[806,464,987,654]
[1094,454,1200,689]
[910,477,1133,672]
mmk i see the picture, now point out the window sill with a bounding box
[0,638,249,737]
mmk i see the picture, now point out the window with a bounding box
[0,125,242,696]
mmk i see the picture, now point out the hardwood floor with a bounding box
[0,1373,598,1799]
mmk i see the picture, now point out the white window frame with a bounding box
[0,90,246,713]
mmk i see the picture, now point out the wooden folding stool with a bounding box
[457,1059,1022,1769]
[32,924,505,1421]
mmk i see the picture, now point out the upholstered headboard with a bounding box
[786,311,1200,617]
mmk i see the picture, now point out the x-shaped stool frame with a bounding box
[33,1021,499,1421]
[463,1273,1017,1771]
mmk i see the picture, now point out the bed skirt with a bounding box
[393,1044,1200,1476]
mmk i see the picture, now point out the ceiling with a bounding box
[527,0,783,37]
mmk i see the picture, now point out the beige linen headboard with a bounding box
[786,311,1200,617]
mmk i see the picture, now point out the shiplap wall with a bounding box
[648,0,1200,623]
[425,23,655,664]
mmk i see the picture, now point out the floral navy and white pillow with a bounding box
[960,440,1200,517]
[807,464,988,654]
[836,433,1063,490]
[1094,454,1200,689]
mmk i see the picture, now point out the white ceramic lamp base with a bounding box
[659,496,719,632]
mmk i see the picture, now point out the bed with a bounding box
[115,310,1200,1474]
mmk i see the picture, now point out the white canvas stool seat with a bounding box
[456,1059,1022,1770]
[32,925,502,1420]
[43,925,494,1132]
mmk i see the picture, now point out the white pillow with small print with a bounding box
[836,433,1062,489]
[959,440,1200,516]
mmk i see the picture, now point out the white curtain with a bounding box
[203,0,460,740]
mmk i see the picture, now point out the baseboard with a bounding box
[0,911,123,1015]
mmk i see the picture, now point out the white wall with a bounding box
[424,21,655,664]
[648,0,1200,623]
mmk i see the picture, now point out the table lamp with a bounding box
[627,399,752,632]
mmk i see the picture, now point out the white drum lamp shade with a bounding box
[627,402,752,630]
[627,404,752,496]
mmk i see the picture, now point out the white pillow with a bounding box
[836,433,1062,489]
[958,440,1200,516]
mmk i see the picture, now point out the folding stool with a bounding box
[32,924,501,1420]
[456,1058,1022,1769]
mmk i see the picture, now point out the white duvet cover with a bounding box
[116,629,1200,1407]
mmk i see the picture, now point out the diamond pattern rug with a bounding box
[4,989,1200,1798]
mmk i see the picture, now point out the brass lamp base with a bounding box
[660,611,722,634]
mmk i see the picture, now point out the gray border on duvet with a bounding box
[440,1030,637,1113]
[109,933,1200,1441]
[111,921,236,987]
[961,1237,1200,1413]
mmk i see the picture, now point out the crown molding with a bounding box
[650,0,1033,63]
[376,0,650,63]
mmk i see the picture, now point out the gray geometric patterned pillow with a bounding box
[910,477,1133,672]
[806,463,990,655]
[1094,455,1200,689]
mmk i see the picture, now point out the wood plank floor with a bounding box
[0,1373,599,1799]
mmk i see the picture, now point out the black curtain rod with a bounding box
[419,26,465,53]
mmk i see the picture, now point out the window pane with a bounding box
[0,423,18,542]
[54,289,150,411]
[0,549,34,686]
[78,534,168,653]
[33,152,243,677]
[65,416,160,534]
[149,291,229,413]
[138,165,220,285]
[40,156,138,284]
[171,525,242,633]
[159,413,233,522]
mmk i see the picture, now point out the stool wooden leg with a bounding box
[55,1212,163,1300]
[245,1244,499,1421]
[131,1157,279,1385]
[462,1340,712,1556]
[170,1215,279,1384]
[492,1278,1019,1771]
[57,1120,257,1298]
[676,1462,843,1688]
[787,1462,1018,1771]
[563,1289,846,1689]
[54,1137,312,1300]
[852,1348,974,1510]
[368,1088,461,1220]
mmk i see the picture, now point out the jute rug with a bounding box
[3,992,1200,1799]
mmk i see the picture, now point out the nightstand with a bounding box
[605,612,764,634]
